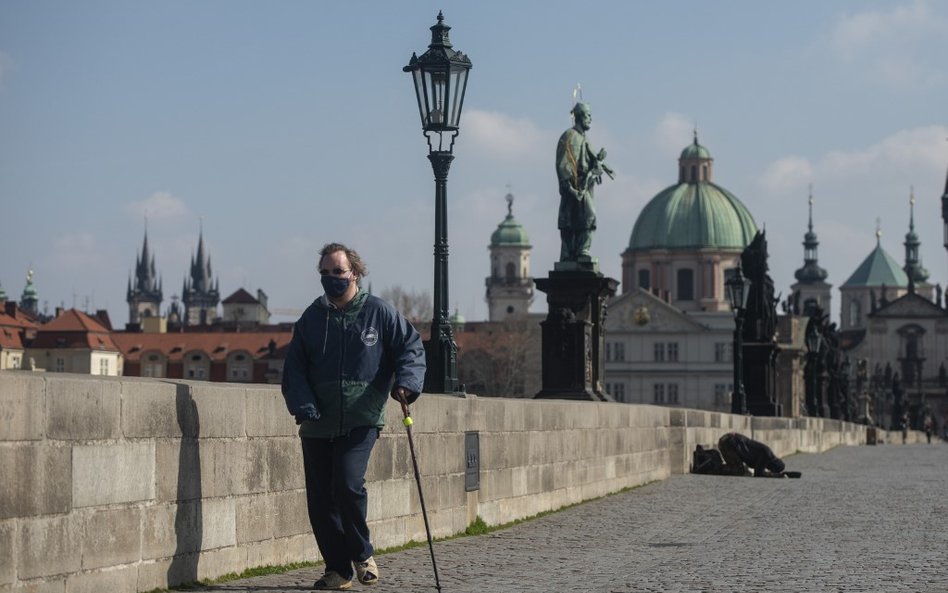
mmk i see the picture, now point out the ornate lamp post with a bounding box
[404,12,472,394]
[726,263,749,414]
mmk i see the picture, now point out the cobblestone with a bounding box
[201,443,947,592]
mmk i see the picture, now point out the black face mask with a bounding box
[321,275,350,299]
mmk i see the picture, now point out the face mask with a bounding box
[321,275,350,299]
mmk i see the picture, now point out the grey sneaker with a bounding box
[313,570,352,590]
[355,556,379,585]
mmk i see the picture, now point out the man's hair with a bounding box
[319,243,368,278]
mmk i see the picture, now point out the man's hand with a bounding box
[391,386,418,404]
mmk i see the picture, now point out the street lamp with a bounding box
[726,263,749,414]
[404,12,472,394]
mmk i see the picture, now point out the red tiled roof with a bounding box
[0,326,24,349]
[31,309,120,352]
[112,330,291,363]
[0,309,38,330]
[42,309,110,333]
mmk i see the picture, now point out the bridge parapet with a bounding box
[0,372,884,593]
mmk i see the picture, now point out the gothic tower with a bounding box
[126,228,163,325]
[790,188,831,316]
[182,228,220,326]
[486,192,533,321]
[903,187,931,298]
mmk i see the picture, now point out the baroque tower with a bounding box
[486,192,533,321]
[182,228,220,326]
[790,188,831,316]
[126,228,163,325]
[903,187,930,298]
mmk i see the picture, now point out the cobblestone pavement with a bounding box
[202,443,947,593]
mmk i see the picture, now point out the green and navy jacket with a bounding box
[281,289,425,438]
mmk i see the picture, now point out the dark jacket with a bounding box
[281,289,425,438]
[718,432,785,475]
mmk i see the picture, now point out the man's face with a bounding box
[319,251,353,279]
[575,106,592,131]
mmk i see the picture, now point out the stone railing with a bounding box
[1,372,882,593]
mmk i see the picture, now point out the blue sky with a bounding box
[1,1,946,325]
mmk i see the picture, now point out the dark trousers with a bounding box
[301,427,379,579]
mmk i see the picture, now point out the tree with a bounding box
[456,320,539,397]
[379,286,433,325]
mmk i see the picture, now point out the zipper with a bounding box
[338,309,347,435]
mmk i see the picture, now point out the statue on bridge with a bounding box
[556,102,614,265]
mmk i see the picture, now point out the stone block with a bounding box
[236,493,273,544]
[189,383,247,438]
[141,503,183,560]
[200,498,237,550]
[0,520,13,585]
[367,479,411,521]
[120,379,186,438]
[73,442,155,507]
[271,490,309,538]
[196,545,245,582]
[157,439,266,502]
[0,579,66,593]
[0,373,45,441]
[246,386,296,437]
[366,434,395,482]
[17,515,81,579]
[0,445,71,519]
[81,507,142,569]
[46,376,121,440]
[268,438,303,491]
[65,565,138,593]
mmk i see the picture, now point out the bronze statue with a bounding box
[556,102,613,263]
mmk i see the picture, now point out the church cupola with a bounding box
[126,226,163,326]
[20,269,38,315]
[486,191,533,321]
[903,187,929,290]
[678,129,714,183]
[794,188,828,284]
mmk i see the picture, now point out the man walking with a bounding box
[282,243,426,590]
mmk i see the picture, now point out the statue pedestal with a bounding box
[534,270,618,401]
[744,342,782,416]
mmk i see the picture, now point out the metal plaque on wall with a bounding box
[464,431,479,492]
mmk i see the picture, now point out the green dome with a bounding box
[490,193,530,246]
[680,140,711,160]
[628,182,757,251]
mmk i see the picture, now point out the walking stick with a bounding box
[395,391,443,592]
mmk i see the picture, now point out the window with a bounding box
[849,299,861,327]
[714,342,730,363]
[607,383,626,401]
[677,269,694,301]
[229,353,251,382]
[653,343,665,362]
[505,262,516,280]
[55,358,65,372]
[607,342,626,362]
[638,269,650,290]
[99,359,110,375]
[10,355,21,369]
[668,384,679,404]
[653,384,665,404]
[667,343,679,362]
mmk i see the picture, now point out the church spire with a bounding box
[794,186,828,284]
[904,186,929,286]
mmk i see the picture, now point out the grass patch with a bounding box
[139,481,652,591]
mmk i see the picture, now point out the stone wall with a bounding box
[0,372,880,593]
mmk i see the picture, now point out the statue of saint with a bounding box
[556,102,613,263]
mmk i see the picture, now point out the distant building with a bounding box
[485,192,534,321]
[26,309,122,375]
[607,135,758,411]
[182,230,221,327]
[0,301,37,370]
[19,269,39,317]
[113,330,290,383]
[221,288,271,326]
[789,190,832,317]
[126,229,163,327]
